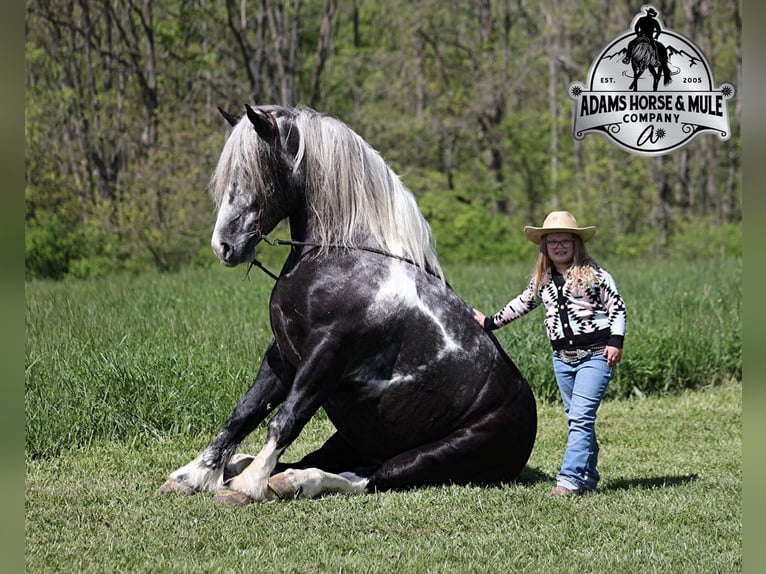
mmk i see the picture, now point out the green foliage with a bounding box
[668,217,742,259]
[609,230,661,259]
[24,0,741,279]
[24,211,81,280]
[417,184,528,264]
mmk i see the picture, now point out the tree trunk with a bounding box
[309,0,335,107]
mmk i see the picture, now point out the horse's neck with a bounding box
[286,210,324,261]
[288,210,311,243]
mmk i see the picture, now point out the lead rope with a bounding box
[242,236,311,282]
[242,237,442,283]
[243,258,279,282]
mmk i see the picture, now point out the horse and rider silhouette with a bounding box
[622,7,672,91]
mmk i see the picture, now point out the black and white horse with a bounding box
[159,105,537,504]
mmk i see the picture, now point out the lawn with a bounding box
[26,383,740,573]
[25,259,742,572]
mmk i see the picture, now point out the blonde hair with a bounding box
[531,235,598,295]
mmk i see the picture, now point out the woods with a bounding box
[24,0,742,279]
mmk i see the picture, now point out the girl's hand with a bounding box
[473,308,486,327]
[604,346,623,368]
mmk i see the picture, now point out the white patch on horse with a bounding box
[270,468,369,498]
[227,437,283,502]
[349,368,416,397]
[166,454,224,493]
[372,262,461,356]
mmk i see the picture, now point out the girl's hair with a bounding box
[531,234,599,295]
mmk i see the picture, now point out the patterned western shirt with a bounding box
[485,263,626,351]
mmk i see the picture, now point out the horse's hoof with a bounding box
[156,479,195,495]
[214,488,254,507]
[268,474,297,500]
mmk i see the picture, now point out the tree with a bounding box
[25,0,742,279]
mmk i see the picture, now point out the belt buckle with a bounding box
[559,348,590,363]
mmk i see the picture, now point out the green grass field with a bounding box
[25,258,741,572]
[26,384,740,573]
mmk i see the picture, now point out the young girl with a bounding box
[473,211,627,495]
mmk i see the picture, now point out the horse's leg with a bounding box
[651,67,661,91]
[268,468,369,499]
[223,337,348,502]
[157,340,291,495]
[217,432,371,499]
[253,431,377,499]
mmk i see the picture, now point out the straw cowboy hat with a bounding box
[523,211,596,244]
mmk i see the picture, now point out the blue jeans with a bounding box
[552,353,613,492]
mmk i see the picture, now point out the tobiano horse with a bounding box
[158,105,537,504]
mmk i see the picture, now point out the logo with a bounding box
[568,5,735,156]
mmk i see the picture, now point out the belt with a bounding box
[555,345,606,364]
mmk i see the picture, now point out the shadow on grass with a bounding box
[513,467,700,492]
[517,465,551,486]
[601,474,700,491]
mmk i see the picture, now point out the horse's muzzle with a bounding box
[212,235,259,267]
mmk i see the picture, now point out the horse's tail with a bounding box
[657,44,672,86]
[633,41,652,69]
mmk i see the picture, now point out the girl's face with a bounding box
[543,232,576,267]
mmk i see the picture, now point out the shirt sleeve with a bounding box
[599,269,627,348]
[485,280,541,330]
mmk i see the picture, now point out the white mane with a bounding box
[210,106,444,281]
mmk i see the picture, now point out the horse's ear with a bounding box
[245,104,277,143]
[218,107,240,127]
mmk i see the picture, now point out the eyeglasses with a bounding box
[544,239,575,248]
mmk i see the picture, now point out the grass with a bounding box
[25,258,742,571]
[26,383,741,573]
[25,258,741,457]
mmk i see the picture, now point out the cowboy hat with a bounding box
[523,211,596,244]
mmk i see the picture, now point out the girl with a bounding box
[473,211,627,495]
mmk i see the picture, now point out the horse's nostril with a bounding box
[212,238,235,264]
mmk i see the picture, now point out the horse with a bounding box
[158,104,537,504]
[623,37,672,91]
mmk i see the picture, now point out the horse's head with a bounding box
[209,105,303,267]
